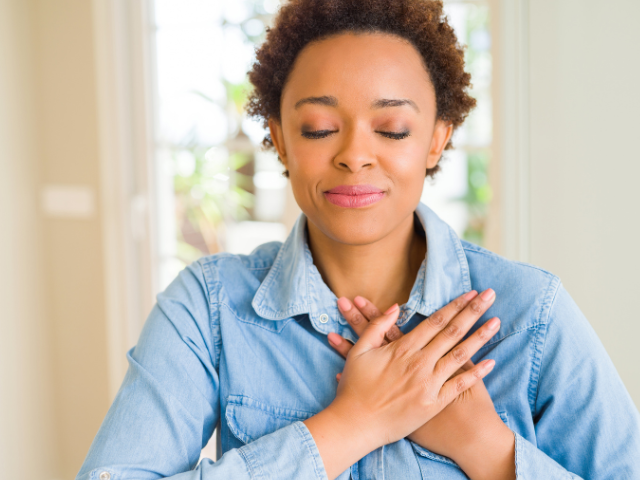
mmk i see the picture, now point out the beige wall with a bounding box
[0,0,58,478]
[0,0,110,478]
[528,0,640,407]
[35,0,110,476]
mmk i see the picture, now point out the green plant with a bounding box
[173,140,254,264]
[460,150,492,245]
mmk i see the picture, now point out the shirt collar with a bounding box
[251,202,472,343]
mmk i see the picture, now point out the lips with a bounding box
[323,184,385,208]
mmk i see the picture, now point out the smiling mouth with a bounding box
[323,184,386,208]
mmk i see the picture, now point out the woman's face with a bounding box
[269,32,452,246]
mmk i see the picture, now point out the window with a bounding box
[422,1,493,245]
[152,0,287,291]
[151,0,494,293]
[148,0,493,457]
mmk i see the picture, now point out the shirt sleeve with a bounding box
[513,282,640,479]
[75,261,328,480]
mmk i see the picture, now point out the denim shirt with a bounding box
[77,202,640,480]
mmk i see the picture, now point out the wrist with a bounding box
[451,419,516,480]
[303,401,380,480]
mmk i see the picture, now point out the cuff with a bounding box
[238,421,328,480]
[514,431,582,479]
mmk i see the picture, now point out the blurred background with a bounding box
[1,0,638,478]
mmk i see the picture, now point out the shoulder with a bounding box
[196,240,282,279]
[197,240,282,270]
[461,240,558,286]
[461,241,603,365]
[460,240,560,294]
[193,240,283,306]
[460,240,561,329]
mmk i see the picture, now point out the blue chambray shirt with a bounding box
[77,202,640,480]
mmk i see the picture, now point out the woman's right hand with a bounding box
[329,289,498,447]
[303,289,498,479]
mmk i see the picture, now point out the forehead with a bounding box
[281,32,435,112]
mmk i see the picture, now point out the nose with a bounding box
[333,126,377,173]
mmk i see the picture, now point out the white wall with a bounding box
[527,0,640,407]
[0,0,58,478]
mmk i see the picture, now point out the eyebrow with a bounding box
[372,98,420,113]
[294,95,420,113]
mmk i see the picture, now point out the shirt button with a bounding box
[99,472,111,480]
[319,313,329,323]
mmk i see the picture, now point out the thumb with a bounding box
[349,304,400,357]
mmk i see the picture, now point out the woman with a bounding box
[76,1,640,479]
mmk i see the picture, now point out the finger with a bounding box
[384,322,404,343]
[401,290,478,352]
[337,297,370,338]
[336,372,342,382]
[460,359,475,371]
[438,359,495,406]
[426,289,496,360]
[446,359,474,380]
[327,332,354,359]
[349,304,400,357]
[433,317,500,383]
[353,295,383,320]
[337,297,401,345]
[354,295,404,343]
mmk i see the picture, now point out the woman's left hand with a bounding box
[330,295,510,464]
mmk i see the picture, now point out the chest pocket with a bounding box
[225,394,316,445]
[410,410,510,477]
[225,394,359,480]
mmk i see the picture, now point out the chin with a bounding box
[310,207,399,246]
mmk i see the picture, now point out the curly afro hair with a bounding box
[245,0,476,178]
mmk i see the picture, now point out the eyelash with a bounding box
[301,130,410,140]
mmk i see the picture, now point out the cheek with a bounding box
[287,141,333,175]
[382,142,429,178]
[381,144,429,206]
[285,143,330,209]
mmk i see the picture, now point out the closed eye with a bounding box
[300,130,410,140]
[378,131,410,140]
[301,129,336,139]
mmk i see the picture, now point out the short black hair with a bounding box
[245,0,476,178]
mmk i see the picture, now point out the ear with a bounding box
[268,117,288,170]
[426,120,454,169]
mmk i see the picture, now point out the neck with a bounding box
[306,213,426,313]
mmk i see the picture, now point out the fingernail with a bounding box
[481,288,495,301]
[354,296,366,308]
[487,317,500,330]
[384,303,399,315]
[328,332,342,345]
[337,297,351,312]
[464,290,477,301]
[482,359,496,371]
